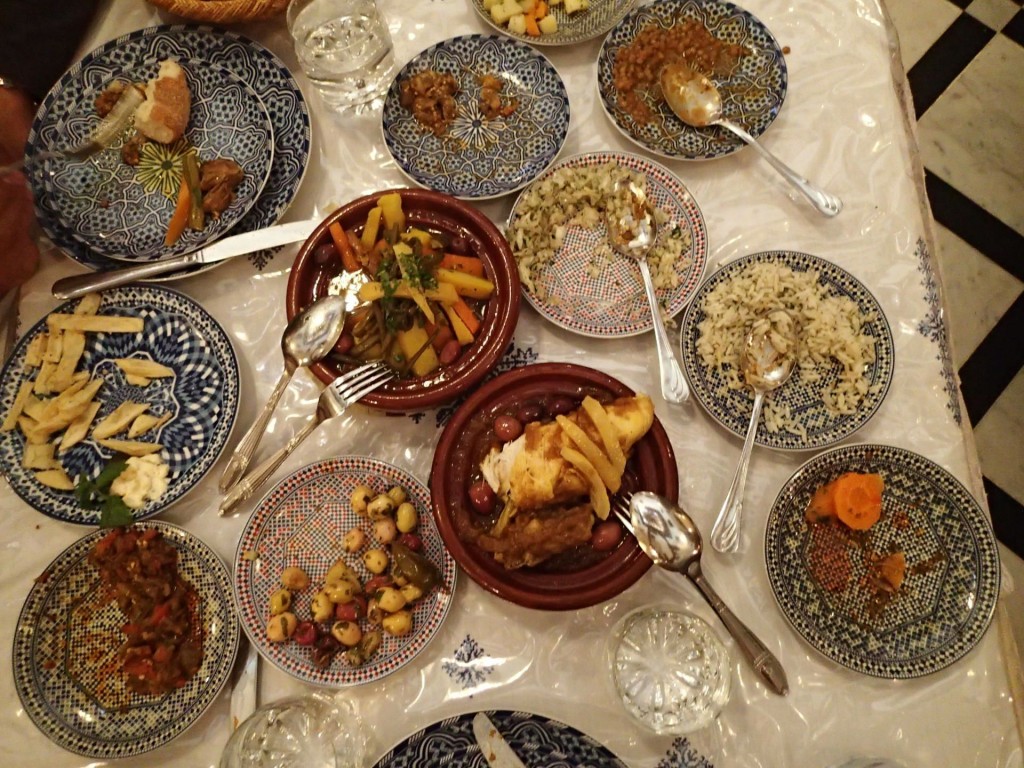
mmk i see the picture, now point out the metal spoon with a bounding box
[606,180,689,404]
[218,295,347,492]
[622,491,789,696]
[660,63,843,218]
[710,308,798,553]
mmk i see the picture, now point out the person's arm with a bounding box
[0,0,102,294]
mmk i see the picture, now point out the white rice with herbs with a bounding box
[508,161,691,302]
[696,261,878,437]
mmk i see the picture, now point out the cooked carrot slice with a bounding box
[832,472,884,531]
[329,222,361,273]
[164,176,191,246]
[451,298,480,336]
[439,253,485,278]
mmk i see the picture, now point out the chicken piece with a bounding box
[475,504,596,569]
[134,59,191,144]
[199,158,244,218]
[480,394,654,511]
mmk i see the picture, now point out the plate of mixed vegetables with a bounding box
[287,188,520,411]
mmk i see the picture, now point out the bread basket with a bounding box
[146,0,289,24]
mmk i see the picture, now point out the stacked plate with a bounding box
[25,24,310,277]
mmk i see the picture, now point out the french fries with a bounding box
[555,414,622,493]
[561,447,610,519]
[115,358,174,379]
[1,293,175,497]
[92,402,150,440]
[581,396,626,475]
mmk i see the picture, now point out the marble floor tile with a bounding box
[998,544,1024,664]
[932,223,1023,367]
[884,0,962,69]
[967,0,1020,29]
[975,366,1024,506]
[918,36,1024,235]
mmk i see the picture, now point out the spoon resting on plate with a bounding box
[620,491,789,696]
[606,180,689,404]
[710,308,798,553]
[660,62,843,218]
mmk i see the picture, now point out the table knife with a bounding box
[51,217,321,300]
[472,712,528,768]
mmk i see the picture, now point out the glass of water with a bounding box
[220,693,369,768]
[610,607,732,735]
[286,0,396,110]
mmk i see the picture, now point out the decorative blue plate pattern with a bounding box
[507,151,708,337]
[47,60,274,262]
[765,444,1000,678]
[470,0,638,46]
[596,0,787,160]
[0,286,240,524]
[235,457,457,687]
[13,522,240,757]
[25,25,310,277]
[679,251,895,451]
[382,35,569,199]
[373,711,627,767]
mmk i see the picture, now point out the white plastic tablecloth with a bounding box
[2,0,1022,766]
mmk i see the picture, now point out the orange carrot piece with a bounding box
[164,176,191,247]
[524,13,541,36]
[535,1,548,17]
[832,472,884,531]
[451,298,480,336]
[439,253,485,278]
[329,221,361,273]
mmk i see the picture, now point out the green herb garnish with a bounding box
[75,455,133,528]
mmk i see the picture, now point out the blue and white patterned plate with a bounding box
[765,444,1000,678]
[679,251,894,451]
[470,0,638,46]
[13,522,240,757]
[24,25,310,277]
[234,457,457,687]
[373,711,626,767]
[0,286,240,523]
[596,0,787,160]
[46,59,274,262]
[507,151,708,337]
[382,34,569,199]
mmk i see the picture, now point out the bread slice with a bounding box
[134,59,191,144]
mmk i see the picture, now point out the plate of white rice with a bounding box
[505,152,708,337]
[679,252,894,450]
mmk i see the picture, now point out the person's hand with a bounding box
[0,84,40,294]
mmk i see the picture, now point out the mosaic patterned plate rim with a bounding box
[12,521,241,758]
[506,150,709,338]
[596,0,788,161]
[372,710,628,767]
[381,34,570,200]
[233,456,458,688]
[24,24,310,279]
[0,285,241,524]
[468,0,639,46]
[44,56,275,264]
[764,443,1000,679]
[679,251,895,451]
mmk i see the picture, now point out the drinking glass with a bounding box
[286,0,396,110]
[609,607,732,735]
[220,693,368,768]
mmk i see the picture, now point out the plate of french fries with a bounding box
[0,286,239,523]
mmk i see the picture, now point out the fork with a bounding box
[218,362,394,515]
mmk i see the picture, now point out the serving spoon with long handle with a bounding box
[710,308,798,553]
[607,180,689,404]
[218,295,346,492]
[661,63,843,217]
[615,491,789,696]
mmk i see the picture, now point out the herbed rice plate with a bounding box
[679,251,894,450]
[506,152,708,337]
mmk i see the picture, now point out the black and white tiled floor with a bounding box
[884,0,1024,647]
